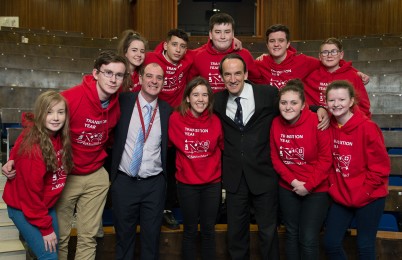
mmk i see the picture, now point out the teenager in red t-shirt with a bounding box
[117,29,147,92]
[168,77,224,259]
[304,38,371,117]
[324,80,390,259]
[3,91,73,259]
[270,79,332,259]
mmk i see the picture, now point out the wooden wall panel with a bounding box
[0,0,132,38]
[0,0,401,41]
[133,0,177,42]
[258,0,301,40]
[298,0,402,40]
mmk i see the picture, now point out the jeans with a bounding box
[177,181,221,260]
[324,197,385,260]
[8,206,59,260]
[279,187,330,260]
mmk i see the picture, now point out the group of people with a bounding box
[1,11,391,260]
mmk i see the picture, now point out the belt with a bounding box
[118,170,161,181]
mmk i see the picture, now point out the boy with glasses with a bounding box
[303,37,371,117]
[2,50,128,260]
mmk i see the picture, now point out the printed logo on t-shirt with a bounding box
[76,131,104,146]
[333,153,351,177]
[208,72,224,91]
[269,78,287,89]
[52,149,67,190]
[279,146,306,165]
[162,66,183,93]
[318,82,329,106]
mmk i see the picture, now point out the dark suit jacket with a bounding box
[214,82,279,195]
[110,91,172,184]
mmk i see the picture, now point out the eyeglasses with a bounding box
[97,70,126,81]
[320,49,341,57]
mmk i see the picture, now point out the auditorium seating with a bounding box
[1,26,402,259]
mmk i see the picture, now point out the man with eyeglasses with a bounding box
[1,50,129,259]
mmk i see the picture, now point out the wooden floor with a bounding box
[64,225,402,260]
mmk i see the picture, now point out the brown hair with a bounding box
[320,37,343,52]
[265,24,290,44]
[19,91,73,174]
[279,79,305,104]
[325,80,357,107]
[117,30,147,91]
[177,77,214,117]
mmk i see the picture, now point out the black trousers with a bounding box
[226,175,279,260]
[177,181,221,260]
[111,172,166,260]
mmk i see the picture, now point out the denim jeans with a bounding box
[279,187,330,260]
[8,206,59,260]
[324,197,385,260]
[177,181,221,260]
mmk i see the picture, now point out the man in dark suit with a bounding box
[214,53,280,259]
[109,62,172,260]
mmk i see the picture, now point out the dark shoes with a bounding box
[163,210,180,230]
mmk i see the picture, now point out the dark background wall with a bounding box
[0,0,401,41]
[178,0,256,36]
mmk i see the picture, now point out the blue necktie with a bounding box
[129,103,152,176]
[234,97,244,130]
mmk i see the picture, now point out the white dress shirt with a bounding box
[226,82,255,125]
[119,92,162,178]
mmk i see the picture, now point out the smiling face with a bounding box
[319,43,344,72]
[164,35,187,64]
[279,90,305,124]
[221,58,248,96]
[186,84,209,117]
[93,62,126,101]
[45,100,66,135]
[139,63,164,102]
[326,88,355,124]
[209,23,234,52]
[267,31,290,63]
[125,40,146,71]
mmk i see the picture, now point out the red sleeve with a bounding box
[187,60,199,83]
[17,155,54,236]
[270,122,296,185]
[363,122,390,195]
[300,55,320,80]
[304,128,332,192]
[8,134,24,160]
[351,76,371,118]
[239,49,263,84]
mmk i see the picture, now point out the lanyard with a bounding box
[136,96,158,142]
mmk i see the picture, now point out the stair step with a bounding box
[0,175,7,188]
[0,239,26,259]
[0,202,12,223]
[0,252,26,260]
[0,188,4,203]
[0,222,19,241]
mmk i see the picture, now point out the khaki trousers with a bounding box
[56,167,109,260]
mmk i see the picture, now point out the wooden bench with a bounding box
[0,30,118,49]
[0,52,94,73]
[0,42,112,59]
[1,26,84,37]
